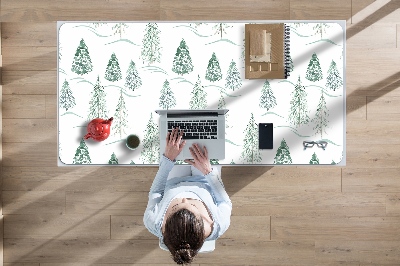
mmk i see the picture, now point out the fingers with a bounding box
[184,159,194,165]
[190,143,204,159]
[204,145,208,158]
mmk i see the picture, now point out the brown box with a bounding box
[245,23,286,79]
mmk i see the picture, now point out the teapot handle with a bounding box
[84,133,92,139]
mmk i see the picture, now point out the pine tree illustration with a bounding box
[140,113,160,164]
[88,76,108,121]
[113,89,128,138]
[125,60,142,92]
[109,152,119,164]
[141,23,162,65]
[288,76,310,127]
[326,60,343,91]
[306,53,323,82]
[71,38,93,75]
[60,79,76,111]
[210,159,219,164]
[105,53,122,82]
[331,160,336,165]
[259,80,277,111]
[172,39,194,75]
[225,60,242,91]
[309,152,319,164]
[159,79,176,109]
[312,91,329,138]
[230,159,235,164]
[189,75,207,109]
[92,22,106,28]
[274,139,292,164]
[112,23,128,38]
[218,94,229,128]
[130,160,135,164]
[313,23,330,39]
[240,113,262,164]
[212,23,232,39]
[287,53,294,74]
[205,52,222,82]
[73,138,92,164]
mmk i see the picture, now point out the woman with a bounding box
[144,127,232,264]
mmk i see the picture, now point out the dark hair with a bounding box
[163,208,206,264]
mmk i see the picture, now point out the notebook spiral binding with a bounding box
[284,24,291,79]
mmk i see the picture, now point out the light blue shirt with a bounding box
[144,155,232,241]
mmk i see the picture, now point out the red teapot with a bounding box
[84,117,113,142]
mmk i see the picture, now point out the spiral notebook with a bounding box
[245,23,291,79]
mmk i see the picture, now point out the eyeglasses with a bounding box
[303,140,328,150]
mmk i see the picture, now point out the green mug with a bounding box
[126,134,140,150]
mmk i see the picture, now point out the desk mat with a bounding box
[58,22,345,165]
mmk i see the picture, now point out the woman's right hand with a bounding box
[184,143,212,175]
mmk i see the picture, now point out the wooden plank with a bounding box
[347,23,396,49]
[2,142,57,167]
[223,166,341,194]
[160,0,290,20]
[316,240,400,264]
[290,0,351,20]
[2,70,56,95]
[3,95,46,119]
[346,48,400,97]
[231,192,386,217]
[386,194,400,216]
[347,120,400,145]
[2,191,65,215]
[45,95,57,119]
[351,0,400,24]
[2,47,57,71]
[66,191,148,216]
[272,216,400,240]
[2,119,56,143]
[4,238,315,264]
[343,168,400,193]
[41,264,196,266]
[346,143,400,168]
[4,263,39,266]
[367,96,400,121]
[1,22,56,46]
[351,0,376,24]
[4,214,110,240]
[111,216,154,240]
[2,166,155,192]
[346,96,366,120]
[0,0,160,22]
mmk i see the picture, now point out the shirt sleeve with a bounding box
[143,155,175,237]
[205,167,232,237]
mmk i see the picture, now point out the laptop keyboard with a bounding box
[168,120,218,139]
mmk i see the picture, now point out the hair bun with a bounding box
[180,242,191,250]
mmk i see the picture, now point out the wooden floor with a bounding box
[1,0,400,265]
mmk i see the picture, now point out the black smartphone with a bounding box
[259,123,273,149]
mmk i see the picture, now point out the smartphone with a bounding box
[259,123,273,149]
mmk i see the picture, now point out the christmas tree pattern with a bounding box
[109,152,119,164]
[210,159,219,164]
[88,76,108,121]
[130,160,135,164]
[140,113,160,164]
[172,39,193,75]
[259,80,277,111]
[288,76,310,127]
[218,94,229,128]
[326,60,343,91]
[287,53,294,74]
[240,113,262,164]
[313,23,330,39]
[205,52,222,82]
[60,80,76,111]
[312,91,329,138]
[71,38,93,75]
[309,152,319,164]
[225,60,242,91]
[141,23,162,65]
[306,53,323,82]
[73,139,92,164]
[113,89,128,138]
[159,79,176,109]
[274,139,292,164]
[212,23,232,39]
[331,160,336,165]
[125,60,142,92]
[105,53,122,82]
[189,75,207,109]
[112,23,128,38]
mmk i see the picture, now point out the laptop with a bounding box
[155,109,229,160]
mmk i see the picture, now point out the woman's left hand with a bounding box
[164,127,186,161]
